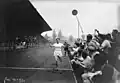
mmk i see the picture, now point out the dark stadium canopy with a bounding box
[0,0,52,42]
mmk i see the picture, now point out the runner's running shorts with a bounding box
[54,50,63,61]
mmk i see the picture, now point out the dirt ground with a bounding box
[0,46,76,83]
[0,68,76,83]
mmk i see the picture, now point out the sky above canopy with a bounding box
[31,1,119,38]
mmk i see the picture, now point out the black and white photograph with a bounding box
[0,0,120,83]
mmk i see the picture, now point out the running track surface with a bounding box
[5,46,71,69]
[0,67,75,83]
[0,45,76,83]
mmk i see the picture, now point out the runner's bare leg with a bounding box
[58,56,62,63]
[55,60,58,68]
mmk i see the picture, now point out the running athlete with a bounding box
[50,38,64,67]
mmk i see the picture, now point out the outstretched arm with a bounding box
[49,43,54,48]
[95,29,99,34]
[61,43,65,49]
[62,45,65,48]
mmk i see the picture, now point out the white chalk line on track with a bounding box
[0,67,73,71]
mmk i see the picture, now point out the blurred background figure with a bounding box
[63,40,70,56]
[81,34,85,41]
[111,29,119,42]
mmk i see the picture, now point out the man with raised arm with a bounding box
[50,38,64,68]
